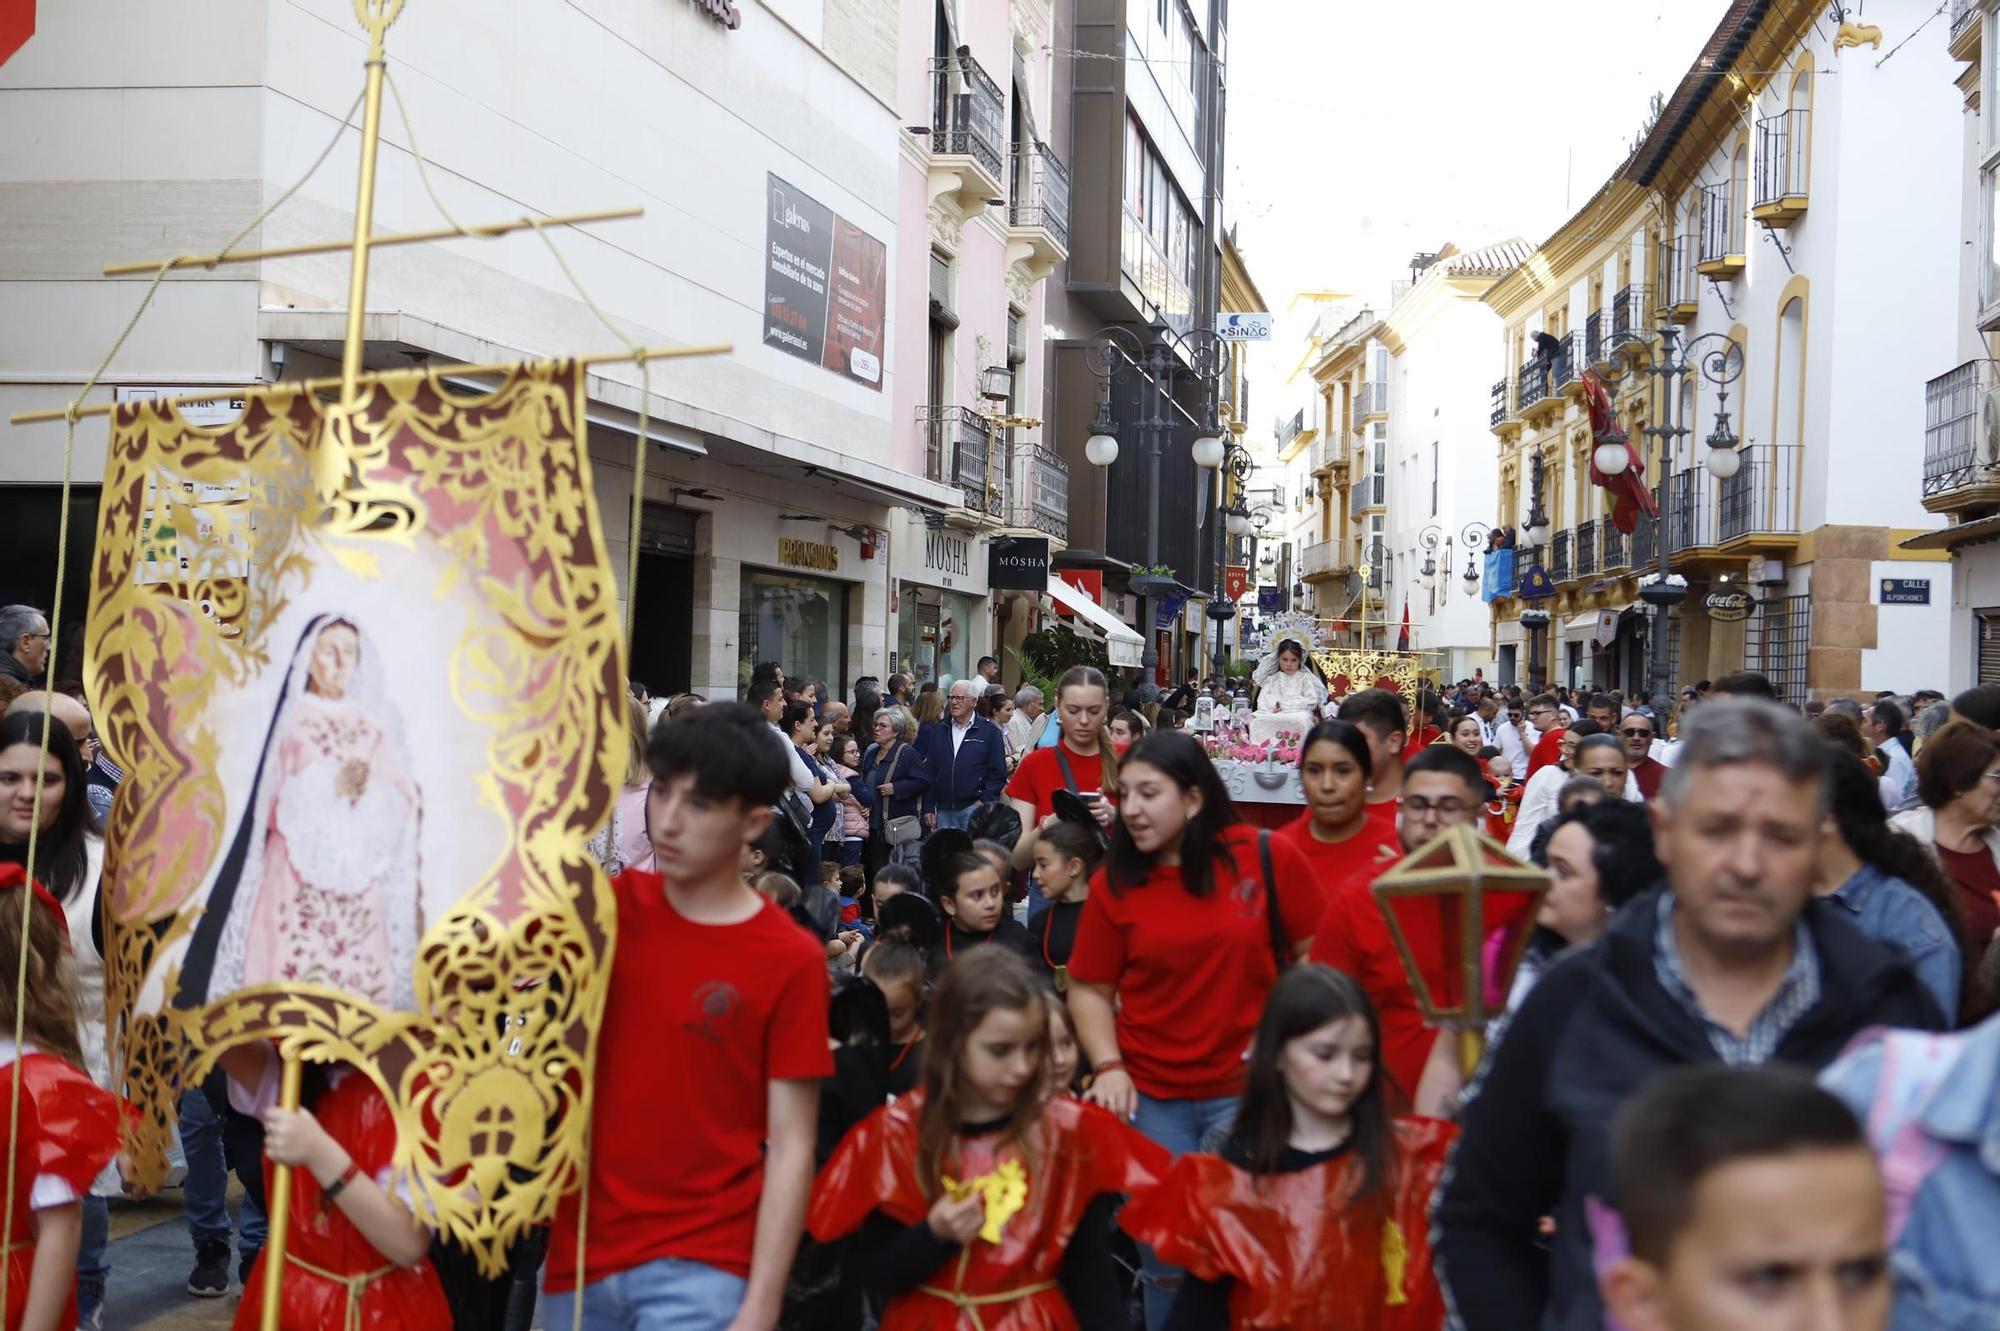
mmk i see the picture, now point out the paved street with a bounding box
[100,1194,236,1331]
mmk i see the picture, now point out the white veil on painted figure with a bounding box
[176,612,423,1013]
[1251,625,1328,715]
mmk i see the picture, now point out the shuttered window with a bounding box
[1978,610,2000,685]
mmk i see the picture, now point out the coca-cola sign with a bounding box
[1704,589,1753,623]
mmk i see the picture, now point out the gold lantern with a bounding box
[1370,823,1549,1077]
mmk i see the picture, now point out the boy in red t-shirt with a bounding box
[1335,688,1408,832]
[1310,745,1487,1108]
[545,702,832,1331]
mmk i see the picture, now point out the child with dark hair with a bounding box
[935,852,1036,965]
[861,937,929,1099]
[545,702,832,1331]
[1026,820,1104,993]
[1120,965,1455,1330]
[1599,1064,1888,1331]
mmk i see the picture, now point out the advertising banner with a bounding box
[764,174,885,390]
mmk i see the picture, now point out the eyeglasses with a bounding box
[1400,796,1472,818]
[1620,727,1653,738]
[1529,707,1555,718]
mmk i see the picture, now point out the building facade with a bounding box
[1902,0,2000,689]
[1484,0,1959,702]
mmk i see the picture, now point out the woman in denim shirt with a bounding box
[1821,749,1963,1020]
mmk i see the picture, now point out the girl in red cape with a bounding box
[1119,965,1455,1331]
[217,1043,449,1330]
[0,864,126,1331]
[808,947,1166,1329]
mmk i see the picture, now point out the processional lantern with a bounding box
[1370,824,1548,1077]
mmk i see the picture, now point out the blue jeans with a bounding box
[181,1088,266,1253]
[542,1257,746,1331]
[933,805,976,832]
[76,1194,108,1318]
[1131,1091,1240,1331]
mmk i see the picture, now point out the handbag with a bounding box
[877,745,922,845]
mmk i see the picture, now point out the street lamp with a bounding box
[1597,326,1744,711]
[1084,324,1230,672]
[1522,450,1552,546]
[1460,523,1491,599]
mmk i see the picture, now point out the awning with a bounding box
[1564,611,1600,634]
[1901,515,2000,551]
[1047,574,1145,668]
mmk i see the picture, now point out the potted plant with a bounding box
[1127,564,1181,598]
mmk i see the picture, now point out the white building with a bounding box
[1902,0,2000,690]
[1379,242,1528,682]
[0,0,959,698]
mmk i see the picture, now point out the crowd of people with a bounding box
[3,588,2000,1331]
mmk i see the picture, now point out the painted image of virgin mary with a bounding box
[177,613,423,1012]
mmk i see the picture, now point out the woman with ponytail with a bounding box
[1820,745,1964,1021]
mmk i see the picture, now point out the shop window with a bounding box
[739,569,850,698]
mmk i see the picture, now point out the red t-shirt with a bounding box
[545,871,833,1289]
[1310,853,1444,1111]
[1525,728,1565,779]
[1276,812,1403,909]
[1363,798,1401,843]
[1006,742,1115,820]
[1068,825,1324,1099]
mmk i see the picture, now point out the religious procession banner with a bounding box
[86,361,623,1272]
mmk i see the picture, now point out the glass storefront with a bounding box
[897,585,979,690]
[739,568,849,695]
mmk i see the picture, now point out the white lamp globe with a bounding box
[1226,510,1251,537]
[1085,432,1120,468]
[1705,445,1742,480]
[1593,442,1631,476]
[1525,518,1551,545]
[1191,434,1226,469]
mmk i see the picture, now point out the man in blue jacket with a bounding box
[1434,699,1945,1331]
[918,678,1009,832]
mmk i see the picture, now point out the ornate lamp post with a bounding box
[1459,523,1492,599]
[1083,325,1229,672]
[1596,327,1744,712]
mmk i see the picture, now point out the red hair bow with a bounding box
[0,864,71,941]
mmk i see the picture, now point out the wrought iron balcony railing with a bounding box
[1754,110,1809,213]
[930,49,1005,181]
[1660,470,1713,554]
[1585,310,1604,366]
[1355,381,1389,419]
[1008,141,1070,248]
[1574,521,1598,577]
[1353,473,1386,510]
[919,405,1002,516]
[1006,442,1068,541]
[1518,361,1549,413]
[1550,529,1572,582]
[1699,181,1744,267]
[1599,518,1627,571]
[1612,284,1652,346]
[1491,377,1513,429]
[1717,445,1800,542]
[1923,360,2000,498]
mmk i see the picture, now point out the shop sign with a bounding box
[1216,312,1273,341]
[1056,567,1103,604]
[1517,564,1555,600]
[683,0,742,27]
[919,530,971,587]
[778,538,839,572]
[1257,585,1281,612]
[762,174,886,390]
[989,536,1049,590]
[1704,588,1753,623]
[1880,578,1931,606]
[1224,564,1250,601]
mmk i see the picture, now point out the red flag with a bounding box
[1582,371,1658,534]
[0,0,31,67]
[1397,599,1411,653]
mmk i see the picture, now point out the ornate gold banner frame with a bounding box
[90,361,623,1274]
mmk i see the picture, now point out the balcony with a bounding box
[1611,284,1652,349]
[918,405,1002,519]
[1697,181,1745,279]
[1005,442,1069,543]
[1353,473,1386,511]
[1491,377,1519,434]
[1716,445,1801,546]
[1517,360,1550,417]
[1631,517,1656,571]
[1574,521,1598,577]
[1753,110,1809,226]
[1120,204,1194,335]
[1355,381,1389,421]
[1598,518,1628,572]
[1584,310,1604,367]
[1556,331,1588,399]
[928,50,1006,214]
[1660,470,1714,555]
[1551,529,1572,582]
[1301,539,1348,582]
[1660,236,1699,322]
[1280,408,1306,444]
[1923,360,2000,513]
[1006,141,1070,273]
[1953,0,1981,58]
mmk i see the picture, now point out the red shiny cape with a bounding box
[1119,1117,1457,1331]
[809,1093,1168,1330]
[234,1072,450,1331]
[0,1054,126,1331]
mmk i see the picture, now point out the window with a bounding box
[1978,610,2000,684]
[1431,441,1439,516]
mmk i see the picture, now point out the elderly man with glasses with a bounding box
[0,605,50,687]
[1622,710,1670,800]
[916,677,1009,832]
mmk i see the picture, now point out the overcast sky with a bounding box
[1224,0,1733,411]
